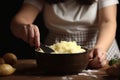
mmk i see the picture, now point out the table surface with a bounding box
[0,59,118,80]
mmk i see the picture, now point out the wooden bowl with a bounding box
[34,49,89,74]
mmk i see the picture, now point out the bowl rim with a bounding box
[34,47,89,55]
[35,52,88,55]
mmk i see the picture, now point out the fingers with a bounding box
[22,25,29,42]
[27,24,35,47]
[34,25,40,48]
[25,24,40,48]
[88,48,107,69]
[89,49,94,60]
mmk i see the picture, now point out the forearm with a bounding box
[10,3,41,39]
[95,21,117,51]
[95,4,117,52]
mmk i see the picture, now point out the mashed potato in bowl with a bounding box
[50,41,85,54]
[35,41,88,74]
[38,41,86,54]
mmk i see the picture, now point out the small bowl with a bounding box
[34,48,89,74]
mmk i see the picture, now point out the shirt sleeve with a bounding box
[99,0,119,9]
[24,0,43,10]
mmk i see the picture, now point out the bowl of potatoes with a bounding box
[35,41,89,74]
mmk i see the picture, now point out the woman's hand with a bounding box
[88,48,107,69]
[20,24,40,48]
[10,2,42,48]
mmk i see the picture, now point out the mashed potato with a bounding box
[49,41,86,54]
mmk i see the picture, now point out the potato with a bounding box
[0,64,16,76]
[0,58,5,64]
[3,53,17,65]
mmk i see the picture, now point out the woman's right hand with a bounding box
[16,24,40,48]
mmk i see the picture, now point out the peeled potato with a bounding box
[0,64,16,76]
[3,53,17,65]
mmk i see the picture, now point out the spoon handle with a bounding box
[40,43,54,53]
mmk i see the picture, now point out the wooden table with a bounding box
[0,59,118,80]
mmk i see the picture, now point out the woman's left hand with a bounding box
[88,48,108,69]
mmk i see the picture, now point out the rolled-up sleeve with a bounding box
[24,0,43,10]
[99,0,119,9]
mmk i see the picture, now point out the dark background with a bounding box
[0,0,120,59]
[116,1,120,49]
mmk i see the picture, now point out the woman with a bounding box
[10,0,120,68]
